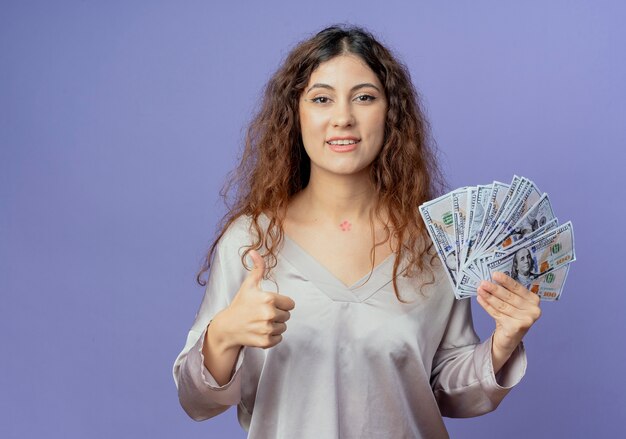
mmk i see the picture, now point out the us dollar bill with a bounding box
[482,179,542,251]
[452,189,469,274]
[420,175,575,301]
[419,193,458,285]
[478,176,522,249]
[495,194,556,251]
[473,181,510,256]
[525,265,570,301]
[463,185,490,264]
[487,221,576,283]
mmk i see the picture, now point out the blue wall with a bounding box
[2,1,624,437]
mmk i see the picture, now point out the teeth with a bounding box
[328,139,358,145]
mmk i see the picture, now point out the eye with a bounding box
[310,96,331,104]
[355,94,376,102]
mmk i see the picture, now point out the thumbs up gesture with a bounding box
[211,249,296,350]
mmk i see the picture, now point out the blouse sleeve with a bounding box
[172,229,249,421]
[430,297,527,418]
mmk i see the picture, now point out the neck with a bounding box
[299,167,378,225]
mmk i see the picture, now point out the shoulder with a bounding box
[217,214,255,254]
[216,213,272,258]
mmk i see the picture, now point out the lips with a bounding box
[327,141,358,152]
[325,136,360,153]
[326,136,360,144]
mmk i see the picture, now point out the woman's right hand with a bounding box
[210,249,295,351]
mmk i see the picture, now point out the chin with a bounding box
[311,161,366,176]
[331,164,372,176]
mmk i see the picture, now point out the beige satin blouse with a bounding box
[173,215,526,438]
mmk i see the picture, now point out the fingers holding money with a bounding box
[420,176,575,301]
[492,271,541,307]
[477,282,541,325]
[477,271,542,372]
[478,273,541,314]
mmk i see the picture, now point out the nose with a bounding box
[331,100,355,127]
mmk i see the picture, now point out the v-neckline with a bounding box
[279,232,399,303]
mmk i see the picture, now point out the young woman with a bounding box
[173,25,541,438]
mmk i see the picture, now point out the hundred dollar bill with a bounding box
[495,194,556,251]
[478,176,531,255]
[486,221,576,285]
[452,189,469,273]
[419,193,458,285]
[474,253,497,283]
[423,175,574,301]
[460,216,558,290]
[459,250,571,301]
[457,253,496,291]
[457,270,479,293]
[472,181,510,256]
[496,217,559,255]
[458,187,477,268]
[462,185,490,265]
[463,260,483,283]
[482,179,542,252]
[479,176,522,246]
[456,286,476,300]
[524,264,570,301]
[461,192,558,279]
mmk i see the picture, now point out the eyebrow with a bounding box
[305,82,382,94]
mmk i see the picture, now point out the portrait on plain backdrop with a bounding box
[3,3,623,439]
[172,24,540,438]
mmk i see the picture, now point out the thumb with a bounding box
[246,249,266,288]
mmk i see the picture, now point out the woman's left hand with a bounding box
[476,271,542,374]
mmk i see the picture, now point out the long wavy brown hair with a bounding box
[196,24,445,302]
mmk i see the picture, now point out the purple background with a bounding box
[2,1,625,437]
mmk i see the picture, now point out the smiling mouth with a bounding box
[326,139,360,145]
[327,141,358,152]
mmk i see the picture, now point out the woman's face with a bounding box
[298,54,387,178]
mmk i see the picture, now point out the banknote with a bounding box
[460,186,482,265]
[495,194,556,251]
[419,175,575,301]
[473,217,559,277]
[481,179,542,252]
[458,259,570,301]
[521,264,570,301]
[472,181,510,255]
[478,177,525,253]
[478,176,522,245]
[419,194,457,286]
[486,221,575,283]
[452,189,468,273]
